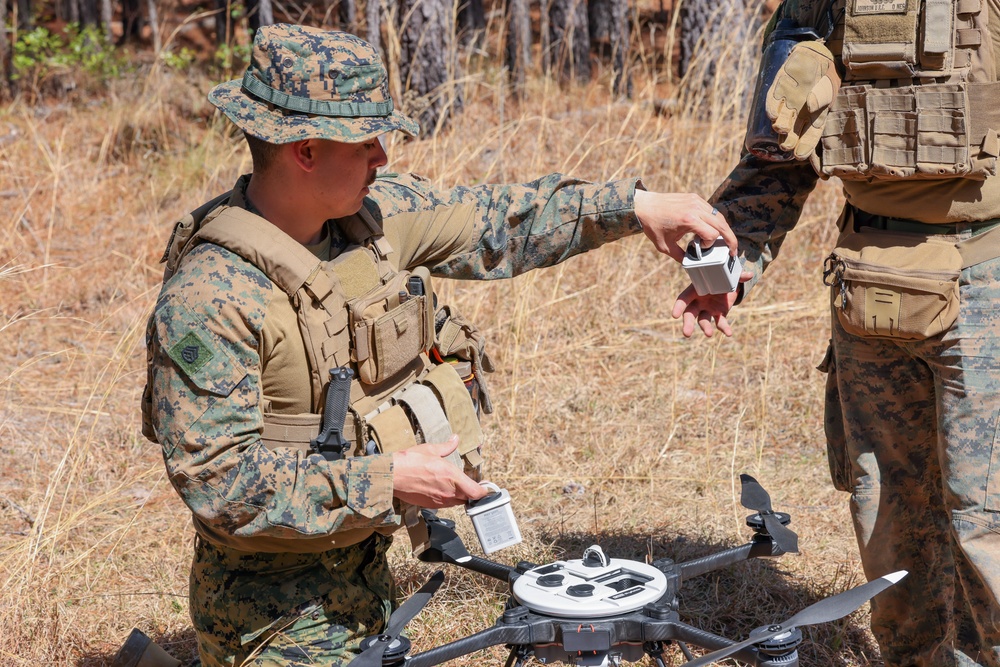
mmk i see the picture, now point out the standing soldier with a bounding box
[673,0,1000,664]
[142,24,737,667]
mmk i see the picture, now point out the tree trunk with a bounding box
[504,0,530,97]
[0,0,9,101]
[588,0,610,43]
[101,0,113,42]
[214,0,234,46]
[120,0,142,44]
[80,0,99,26]
[145,0,160,51]
[457,0,485,47]
[609,0,630,97]
[540,0,551,73]
[549,0,591,84]
[16,0,32,30]
[396,0,462,135]
[248,0,274,32]
[366,0,381,55]
[338,0,357,32]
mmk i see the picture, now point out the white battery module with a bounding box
[465,482,522,554]
[681,236,741,296]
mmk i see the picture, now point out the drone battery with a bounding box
[465,482,522,554]
[681,236,741,296]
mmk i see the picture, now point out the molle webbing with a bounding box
[842,0,985,79]
[187,207,349,412]
[820,80,1000,180]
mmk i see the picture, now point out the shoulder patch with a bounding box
[169,331,215,376]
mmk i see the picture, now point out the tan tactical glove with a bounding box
[766,41,840,161]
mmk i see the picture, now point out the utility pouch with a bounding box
[822,228,962,340]
[422,362,485,480]
[434,305,495,415]
[349,270,435,385]
[820,83,991,181]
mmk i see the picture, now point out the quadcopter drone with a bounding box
[350,474,906,667]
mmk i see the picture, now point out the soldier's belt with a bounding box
[853,208,1000,237]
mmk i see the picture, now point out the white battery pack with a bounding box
[681,236,741,296]
[465,482,522,554]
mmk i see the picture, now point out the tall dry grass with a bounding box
[0,9,873,666]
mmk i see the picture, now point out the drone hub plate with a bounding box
[512,556,669,618]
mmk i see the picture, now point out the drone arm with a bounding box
[670,622,766,665]
[678,543,756,582]
[405,623,545,667]
[678,537,780,583]
[453,555,519,583]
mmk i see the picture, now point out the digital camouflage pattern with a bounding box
[190,534,393,667]
[151,173,640,664]
[208,24,419,143]
[149,23,645,665]
[717,0,1000,664]
[825,248,1000,666]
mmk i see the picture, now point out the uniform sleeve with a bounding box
[148,244,398,542]
[367,172,643,278]
[710,154,820,298]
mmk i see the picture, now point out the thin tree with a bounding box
[504,0,530,97]
[338,0,357,32]
[608,0,630,97]
[0,0,9,100]
[395,0,463,135]
[366,0,382,55]
[549,0,591,84]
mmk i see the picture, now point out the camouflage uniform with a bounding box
[144,24,642,667]
[715,0,1000,664]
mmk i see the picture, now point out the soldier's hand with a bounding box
[392,436,488,509]
[671,272,753,337]
[634,190,738,262]
[766,41,840,160]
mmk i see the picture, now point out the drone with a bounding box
[350,474,906,667]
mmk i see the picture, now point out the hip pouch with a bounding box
[822,227,962,340]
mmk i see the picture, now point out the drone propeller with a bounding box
[679,570,908,667]
[739,474,799,554]
[349,570,445,667]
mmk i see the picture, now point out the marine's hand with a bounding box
[392,436,488,509]
[671,271,753,337]
[634,190,738,262]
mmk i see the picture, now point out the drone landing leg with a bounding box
[645,640,671,667]
[677,641,696,661]
[504,645,532,667]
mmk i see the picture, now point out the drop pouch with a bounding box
[822,227,961,340]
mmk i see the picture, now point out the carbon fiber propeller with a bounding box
[740,474,799,553]
[679,570,908,667]
[349,571,445,667]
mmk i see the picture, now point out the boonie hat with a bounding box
[209,24,419,143]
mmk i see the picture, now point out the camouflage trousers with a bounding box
[190,533,394,667]
[823,247,1000,667]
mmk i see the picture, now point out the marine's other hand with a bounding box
[392,436,488,508]
[634,190,738,262]
[671,271,753,337]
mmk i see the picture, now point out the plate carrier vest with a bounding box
[818,0,1000,181]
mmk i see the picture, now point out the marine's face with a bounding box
[313,136,388,218]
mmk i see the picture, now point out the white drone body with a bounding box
[512,545,669,619]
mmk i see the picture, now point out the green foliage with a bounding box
[213,41,251,74]
[12,24,127,83]
[160,46,197,71]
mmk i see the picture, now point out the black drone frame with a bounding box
[350,475,905,667]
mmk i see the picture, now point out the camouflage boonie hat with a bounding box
[208,24,419,143]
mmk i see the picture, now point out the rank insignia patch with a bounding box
[170,331,214,376]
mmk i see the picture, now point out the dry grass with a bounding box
[0,11,878,667]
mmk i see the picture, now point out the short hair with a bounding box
[244,133,280,173]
